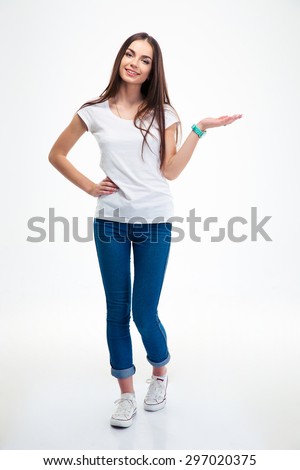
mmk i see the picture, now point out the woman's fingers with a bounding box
[89,179,119,197]
[199,114,243,130]
[219,114,243,126]
[102,184,118,190]
[104,176,119,187]
[103,182,117,188]
[97,178,119,195]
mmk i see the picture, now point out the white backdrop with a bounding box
[0,0,300,451]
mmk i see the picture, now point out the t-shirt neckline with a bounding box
[106,99,134,122]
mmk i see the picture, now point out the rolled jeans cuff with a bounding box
[111,365,136,379]
[147,353,170,368]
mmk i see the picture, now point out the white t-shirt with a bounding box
[77,99,180,223]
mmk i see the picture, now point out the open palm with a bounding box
[200,114,242,130]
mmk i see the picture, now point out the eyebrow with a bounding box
[127,48,153,61]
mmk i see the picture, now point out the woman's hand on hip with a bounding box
[88,176,119,197]
[198,114,243,131]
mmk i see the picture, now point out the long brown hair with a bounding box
[76,32,181,170]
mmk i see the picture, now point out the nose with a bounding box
[130,58,138,68]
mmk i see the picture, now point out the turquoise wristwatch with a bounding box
[191,124,207,138]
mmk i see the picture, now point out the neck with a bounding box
[115,83,144,105]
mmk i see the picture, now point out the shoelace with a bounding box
[113,398,135,417]
[145,377,166,400]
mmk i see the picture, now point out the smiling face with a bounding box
[119,39,153,85]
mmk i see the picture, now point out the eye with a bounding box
[125,52,132,57]
[143,60,150,65]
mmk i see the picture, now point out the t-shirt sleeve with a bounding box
[164,104,180,129]
[76,105,96,133]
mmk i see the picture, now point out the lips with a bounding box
[125,68,140,76]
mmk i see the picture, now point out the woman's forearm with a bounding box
[48,154,94,195]
[164,122,205,180]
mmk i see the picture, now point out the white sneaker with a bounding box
[110,393,137,428]
[144,375,168,411]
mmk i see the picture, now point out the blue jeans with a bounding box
[93,218,172,379]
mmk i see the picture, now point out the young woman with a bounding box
[48,32,242,428]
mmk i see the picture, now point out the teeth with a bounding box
[126,69,138,75]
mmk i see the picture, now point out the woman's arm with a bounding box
[48,114,119,196]
[162,114,242,180]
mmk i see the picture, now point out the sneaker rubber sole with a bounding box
[144,398,166,412]
[110,410,137,428]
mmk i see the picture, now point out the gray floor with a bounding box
[1,295,299,450]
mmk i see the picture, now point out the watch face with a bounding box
[192,125,206,137]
